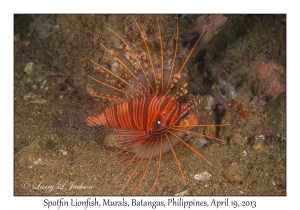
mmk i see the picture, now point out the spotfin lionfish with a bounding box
[86,15,228,195]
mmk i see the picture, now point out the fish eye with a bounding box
[154,119,162,128]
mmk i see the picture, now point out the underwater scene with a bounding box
[14,14,286,196]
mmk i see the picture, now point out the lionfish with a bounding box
[86,15,227,195]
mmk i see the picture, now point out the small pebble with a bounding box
[40,80,47,89]
[253,143,262,150]
[174,189,189,196]
[22,40,31,47]
[194,171,212,181]
[230,133,248,146]
[23,92,36,100]
[255,135,265,141]
[32,98,47,104]
[14,33,21,42]
[223,161,248,183]
[24,62,35,75]
[60,149,68,156]
[33,158,41,165]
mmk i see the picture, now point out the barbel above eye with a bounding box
[180,108,191,120]
[181,113,189,119]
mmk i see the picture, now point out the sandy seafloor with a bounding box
[14,14,286,196]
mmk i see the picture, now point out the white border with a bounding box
[3,0,298,209]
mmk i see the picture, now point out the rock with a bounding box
[22,40,31,47]
[194,171,212,181]
[32,98,47,104]
[14,33,21,42]
[24,62,35,75]
[223,161,248,183]
[253,135,265,150]
[174,189,189,196]
[230,133,248,146]
[23,92,37,100]
[60,149,68,156]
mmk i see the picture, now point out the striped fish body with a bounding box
[88,95,180,134]
[87,93,200,160]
